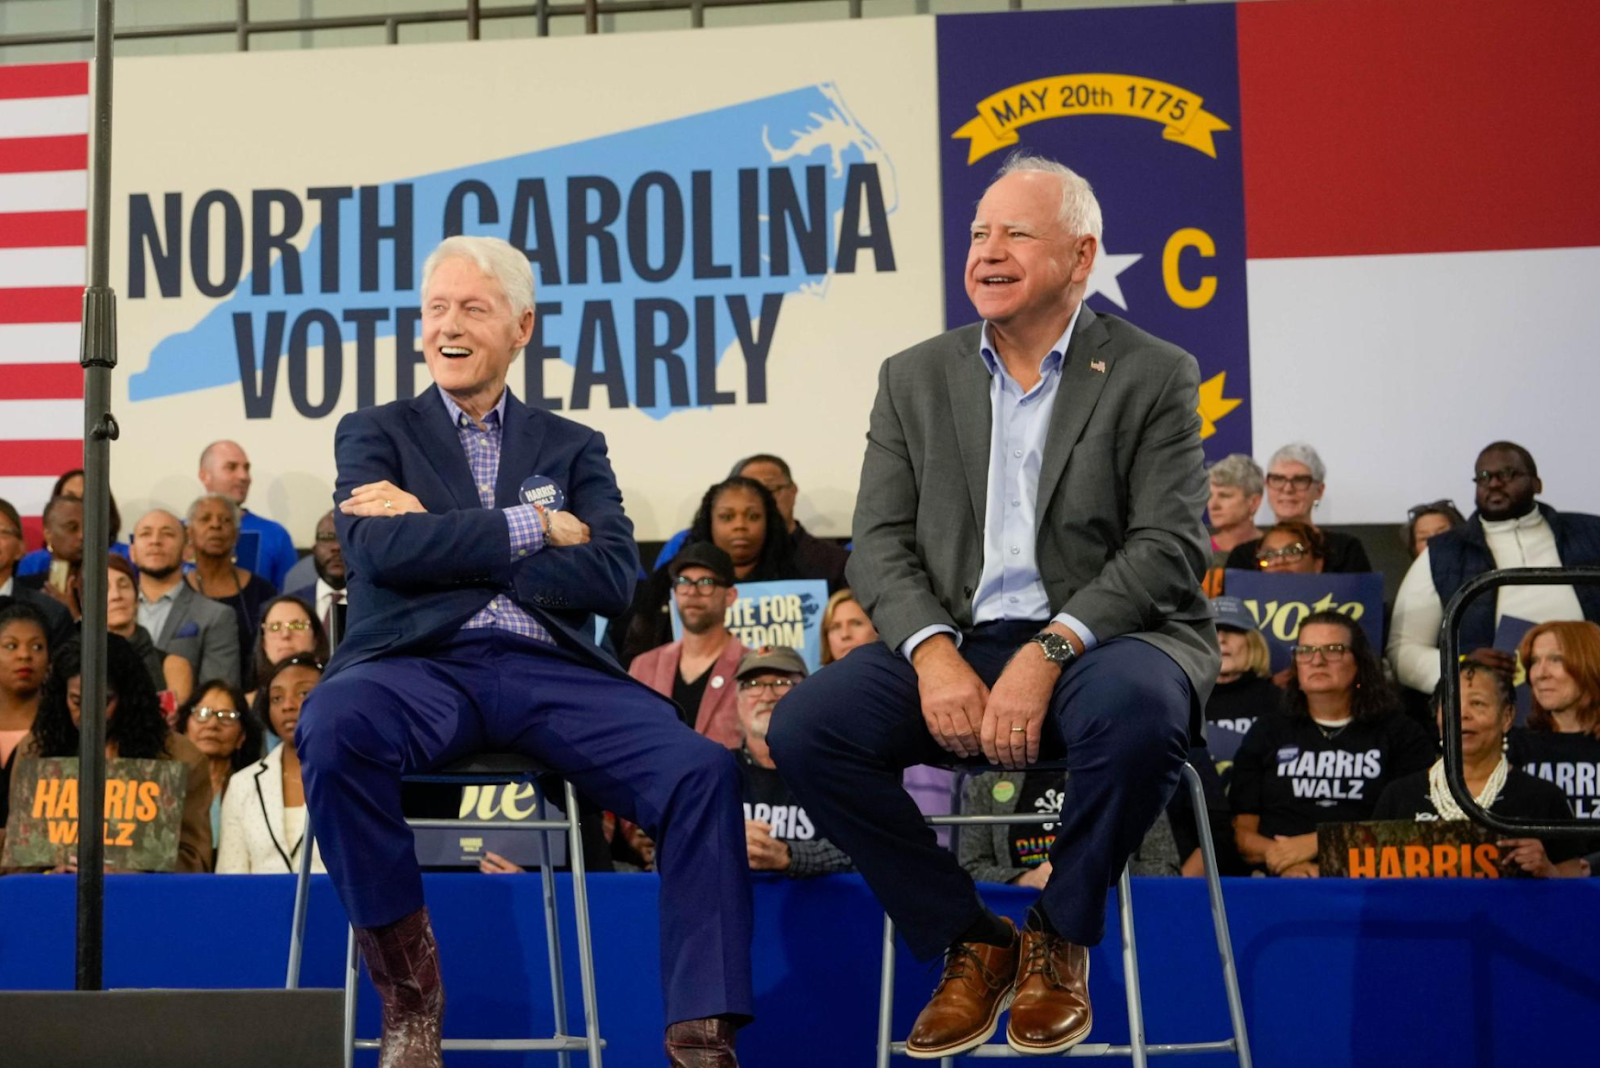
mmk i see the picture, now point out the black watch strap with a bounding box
[1028,631,1076,665]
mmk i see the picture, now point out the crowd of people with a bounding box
[1,428,1598,880]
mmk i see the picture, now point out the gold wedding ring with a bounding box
[383,499,393,509]
[1009,726,1026,732]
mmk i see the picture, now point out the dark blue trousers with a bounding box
[767,622,1191,960]
[296,629,753,1024]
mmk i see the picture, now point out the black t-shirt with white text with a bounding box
[738,748,817,842]
[1507,728,1600,821]
[1231,712,1437,837]
[1205,674,1283,737]
[1372,766,1583,864]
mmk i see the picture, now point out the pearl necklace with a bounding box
[1427,756,1508,821]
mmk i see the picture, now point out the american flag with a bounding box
[0,62,88,551]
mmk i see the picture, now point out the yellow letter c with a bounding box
[1163,227,1217,309]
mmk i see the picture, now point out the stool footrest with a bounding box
[356,1037,606,1051]
[889,1039,1238,1057]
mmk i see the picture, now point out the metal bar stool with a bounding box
[285,753,605,1067]
[876,762,1250,1066]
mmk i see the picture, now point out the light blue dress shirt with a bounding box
[900,309,1097,661]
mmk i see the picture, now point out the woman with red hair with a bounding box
[1509,622,1600,858]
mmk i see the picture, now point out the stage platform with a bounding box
[2,872,1596,1066]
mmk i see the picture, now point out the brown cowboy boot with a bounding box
[904,917,1019,1059]
[665,1017,739,1067]
[1006,921,1092,1055]
[352,907,446,1068]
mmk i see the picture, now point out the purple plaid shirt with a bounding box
[440,390,552,643]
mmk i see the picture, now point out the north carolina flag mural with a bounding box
[0,62,88,550]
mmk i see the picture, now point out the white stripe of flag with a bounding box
[0,246,85,288]
[0,170,89,212]
[0,475,62,516]
[0,398,80,439]
[0,323,81,364]
[0,95,90,138]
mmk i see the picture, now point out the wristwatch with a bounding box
[1028,631,1077,667]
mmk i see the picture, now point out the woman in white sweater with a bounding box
[217,654,325,874]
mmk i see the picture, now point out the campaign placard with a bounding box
[1222,570,1385,674]
[670,579,829,672]
[1318,819,1521,878]
[411,781,569,869]
[3,757,187,871]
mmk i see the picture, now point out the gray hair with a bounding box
[421,235,535,320]
[187,493,241,526]
[1269,442,1326,483]
[1208,453,1264,496]
[991,151,1104,243]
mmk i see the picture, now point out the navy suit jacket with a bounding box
[325,385,639,679]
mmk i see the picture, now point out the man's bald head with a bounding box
[199,440,252,505]
[130,509,187,579]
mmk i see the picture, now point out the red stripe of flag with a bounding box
[0,439,82,477]
[0,211,87,249]
[21,517,44,552]
[0,365,82,400]
[0,63,89,101]
[0,287,80,324]
[0,135,88,174]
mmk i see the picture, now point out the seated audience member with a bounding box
[1253,520,1328,575]
[14,495,85,619]
[735,647,852,877]
[218,654,326,874]
[1224,443,1372,574]
[1401,499,1466,560]
[821,589,879,664]
[1231,611,1435,877]
[198,440,297,590]
[734,454,849,592]
[131,509,241,687]
[248,594,330,704]
[1204,454,1264,594]
[0,499,73,649]
[1374,664,1587,877]
[288,510,346,642]
[107,554,193,705]
[0,603,51,840]
[1205,596,1281,742]
[185,495,277,690]
[11,635,212,873]
[620,477,808,663]
[1389,441,1600,698]
[13,468,130,577]
[627,543,747,748]
[176,680,261,846]
[1508,622,1600,834]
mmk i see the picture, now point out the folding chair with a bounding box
[285,753,605,1067]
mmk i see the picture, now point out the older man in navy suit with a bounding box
[298,236,751,1068]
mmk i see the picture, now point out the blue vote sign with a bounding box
[519,475,566,512]
[1222,570,1385,674]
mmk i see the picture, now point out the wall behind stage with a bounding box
[108,19,941,542]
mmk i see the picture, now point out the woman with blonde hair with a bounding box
[821,588,879,665]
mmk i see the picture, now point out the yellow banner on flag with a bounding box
[953,74,1231,164]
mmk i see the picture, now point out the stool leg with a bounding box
[343,922,359,1068]
[565,781,603,1065]
[1181,763,1253,1068]
[286,821,316,988]
[539,798,572,1068]
[876,914,896,1068]
[1118,866,1148,1068]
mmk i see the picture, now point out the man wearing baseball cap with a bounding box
[734,647,852,878]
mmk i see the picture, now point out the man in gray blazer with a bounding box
[130,509,242,687]
[769,154,1218,1059]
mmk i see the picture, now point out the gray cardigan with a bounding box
[958,770,1180,885]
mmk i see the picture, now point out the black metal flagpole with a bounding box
[76,0,118,992]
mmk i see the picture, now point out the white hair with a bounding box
[421,235,535,319]
[1208,453,1264,496]
[1269,442,1326,483]
[187,493,240,526]
[991,151,1104,243]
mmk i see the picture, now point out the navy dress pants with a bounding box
[297,629,753,1025]
[767,621,1191,960]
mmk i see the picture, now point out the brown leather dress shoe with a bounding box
[1006,926,1092,1055]
[905,917,1019,1059]
[665,1017,739,1067]
[353,907,445,1068]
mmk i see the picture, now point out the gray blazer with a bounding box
[156,582,241,688]
[847,307,1220,715]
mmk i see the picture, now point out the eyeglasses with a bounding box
[264,619,311,634]
[1407,499,1458,520]
[1473,468,1529,487]
[672,576,727,594]
[193,706,241,723]
[1257,543,1307,566]
[1293,643,1351,661]
[1265,474,1317,491]
[738,678,798,694]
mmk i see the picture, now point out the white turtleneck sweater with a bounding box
[1389,508,1584,693]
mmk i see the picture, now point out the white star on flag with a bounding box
[1084,245,1142,310]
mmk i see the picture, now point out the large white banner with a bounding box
[110,20,943,544]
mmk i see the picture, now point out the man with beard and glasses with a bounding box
[1389,441,1600,698]
[130,509,241,688]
